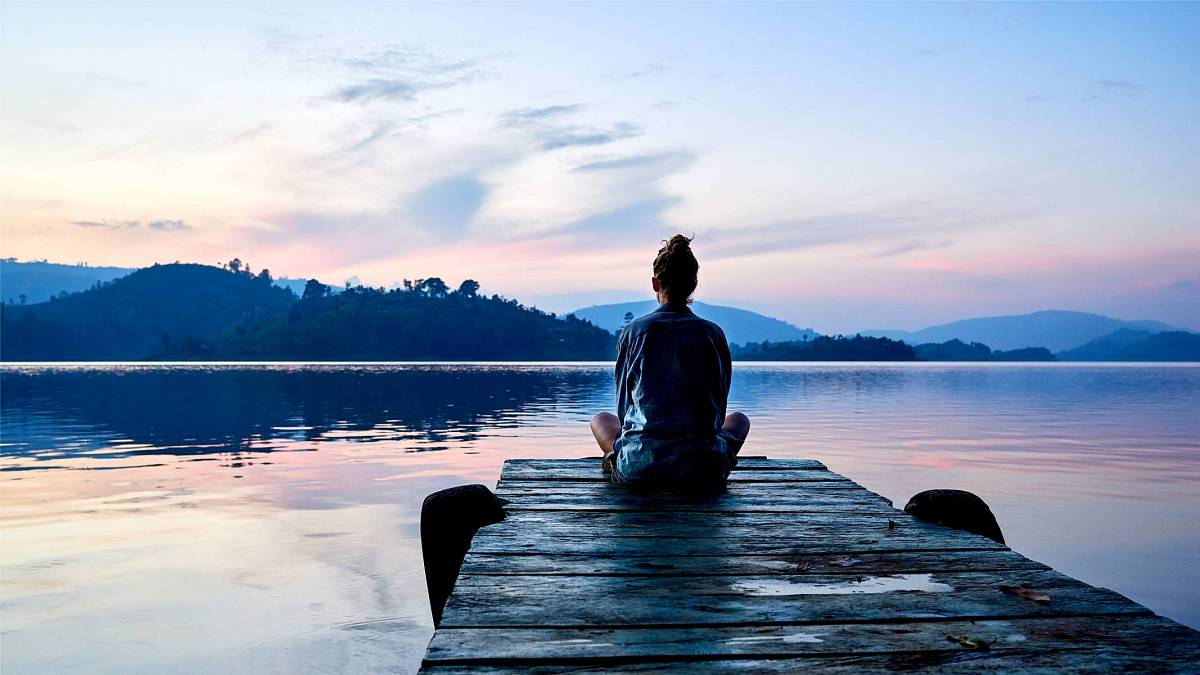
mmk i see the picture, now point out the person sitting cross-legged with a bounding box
[590,234,750,493]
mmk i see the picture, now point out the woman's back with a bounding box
[613,304,733,490]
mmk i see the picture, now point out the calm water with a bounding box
[1,363,1198,673]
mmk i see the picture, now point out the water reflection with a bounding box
[2,365,609,463]
[1,363,1198,674]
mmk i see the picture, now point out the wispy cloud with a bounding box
[71,219,190,232]
[499,103,642,150]
[501,104,586,123]
[1087,79,1144,101]
[871,239,954,258]
[540,122,642,150]
[331,78,418,103]
[701,200,1024,260]
[611,62,668,80]
[573,151,694,173]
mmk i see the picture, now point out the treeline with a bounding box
[732,335,918,361]
[731,335,1058,361]
[0,263,615,361]
[913,339,1055,362]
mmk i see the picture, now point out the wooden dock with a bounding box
[421,458,1199,672]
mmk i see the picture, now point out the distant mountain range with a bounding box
[1057,329,1200,361]
[1,260,133,305]
[865,310,1184,353]
[571,300,818,346]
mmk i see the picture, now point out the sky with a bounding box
[1,2,1197,333]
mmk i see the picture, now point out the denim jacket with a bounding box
[612,303,733,490]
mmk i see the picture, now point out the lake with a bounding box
[2,363,1198,673]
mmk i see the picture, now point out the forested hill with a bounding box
[0,264,615,361]
[1,264,294,360]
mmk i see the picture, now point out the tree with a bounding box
[302,279,328,301]
[257,268,272,283]
[457,279,481,298]
[228,258,243,274]
[622,311,634,327]
[18,294,26,305]
[416,277,449,298]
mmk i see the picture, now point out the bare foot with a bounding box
[602,452,615,475]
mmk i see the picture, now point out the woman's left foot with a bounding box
[602,452,615,475]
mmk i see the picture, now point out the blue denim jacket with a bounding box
[612,303,734,490]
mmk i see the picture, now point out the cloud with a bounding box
[1087,79,1144,101]
[331,78,418,103]
[871,239,954,258]
[71,219,190,232]
[498,103,642,150]
[283,35,490,105]
[409,174,489,232]
[540,122,642,150]
[611,62,668,80]
[573,151,694,173]
[501,104,585,123]
[338,45,479,79]
[701,200,1025,260]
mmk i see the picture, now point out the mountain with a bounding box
[866,310,1182,353]
[1,264,296,360]
[0,264,615,361]
[1,259,133,304]
[1057,329,1200,361]
[571,300,818,346]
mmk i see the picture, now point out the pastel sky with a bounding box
[2,2,1197,332]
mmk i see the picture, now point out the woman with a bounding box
[590,235,750,492]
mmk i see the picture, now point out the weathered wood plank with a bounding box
[422,644,1200,673]
[496,484,897,513]
[495,480,869,497]
[468,536,1002,556]
[439,569,1148,628]
[504,458,828,473]
[476,509,965,539]
[470,521,1005,555]
[501,460,847,483]
[458,549,1047,577]
[498,479,864,493]
[424,614,1198,664]
[503,471,853,483]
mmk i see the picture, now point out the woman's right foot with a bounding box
[602,452,615,475]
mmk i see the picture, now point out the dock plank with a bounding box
[425,615,1199,664]
[497,484,897,513]
[458,549,1047,576]
[439,569,1148,628]
[419,457,1198,672]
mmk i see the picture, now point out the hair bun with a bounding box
[665,234,692,251]
[653,234,699,303]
